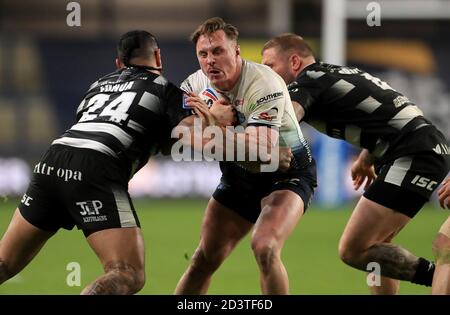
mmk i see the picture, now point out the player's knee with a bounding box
[261,191,285,207]
[190,246,226,273]
[132,268,146,292]
[338,240,360,267]
[251,237,279,273]
[105,261,145,294]
[432,233,450,264]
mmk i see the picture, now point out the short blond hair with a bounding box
[262,33,313,57]
[191,17,239,45]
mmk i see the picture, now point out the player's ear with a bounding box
[155,49,163,68]
[291,54,302,72]
[115,58,124,69]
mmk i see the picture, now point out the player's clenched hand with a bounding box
[438,177,450,209]
[351,157,376,191]
[185,93,209,112]
[210,100,237,126]
[278,146,292,172]
[186,94,216,126]
[187,95,236,127]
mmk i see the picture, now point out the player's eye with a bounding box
[213,47,223,55]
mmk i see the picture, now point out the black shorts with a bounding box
[213,161,317,223]
[18,145,140,237]
[364,151,450,218]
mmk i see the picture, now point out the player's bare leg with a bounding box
[339,197,433,294]
[367,275,400,295]
[252,190,304,294]
[0,209,55,284]
[367,233,400,294]
[174,198,253,294]
[432,216,450,294]
[81,227,145,295]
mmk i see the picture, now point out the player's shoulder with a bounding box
[304,62,364,79]
[181,69,209,92]
[290,62,339,90]
[86,69,121,91]
[185,68,206,80]
[126,69,174,97]
[243,60,286,90]
[98,68,121,81]
[245,60,280,79]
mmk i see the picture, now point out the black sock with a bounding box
[411,257,435,287]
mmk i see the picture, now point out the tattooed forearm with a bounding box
[81,262,139,295]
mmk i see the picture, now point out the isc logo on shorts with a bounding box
[411,176,437,191]
[21,194,33,206]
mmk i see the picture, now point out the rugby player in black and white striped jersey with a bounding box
[0,30,235,295]
[262,33,450,294]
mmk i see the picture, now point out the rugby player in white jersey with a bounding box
[174,17,317,295]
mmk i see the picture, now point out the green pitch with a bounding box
[0,198,447,295]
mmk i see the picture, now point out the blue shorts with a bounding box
[213,161,317,223]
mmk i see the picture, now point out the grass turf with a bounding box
[0,198,447,294]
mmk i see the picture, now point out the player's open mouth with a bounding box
[208,69,221,75]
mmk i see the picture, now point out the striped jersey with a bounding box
[181,59,313,171]
[52,66,191,178]
[288,62,440,162]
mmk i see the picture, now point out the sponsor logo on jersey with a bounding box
[258,112,273,121]
[200,88,219,107]
[251,108,278,122]
[338,67,360,75]
[256,92,283,105]
[201,88,219,102]
[393,95,411,108]
[99,81,134,93]
[182,92,190,109]
[433,143,450,155]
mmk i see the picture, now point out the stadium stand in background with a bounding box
[0,0,449,205]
